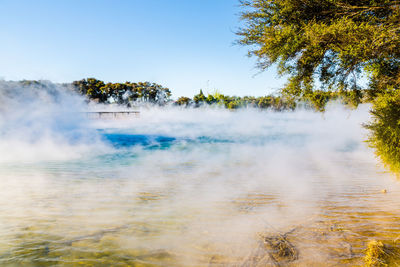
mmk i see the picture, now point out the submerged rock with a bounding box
[264,234,298,263]
[240,230,299,267]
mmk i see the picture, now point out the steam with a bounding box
[0,81,107,162]
[1,81,400,265]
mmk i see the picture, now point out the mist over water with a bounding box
[1,83,400,266]
[0,81,106,163]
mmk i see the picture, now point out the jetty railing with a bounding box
[84,111,140,119]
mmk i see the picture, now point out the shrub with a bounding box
[366,91,400,173]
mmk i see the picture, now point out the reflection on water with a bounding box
[1,108,400,266]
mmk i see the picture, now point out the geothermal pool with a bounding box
[1,106,400,266]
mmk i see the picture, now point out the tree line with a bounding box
[72,78,375,111]
[71,78,172,106]
[177,88,379,111]
[13,78,376,112]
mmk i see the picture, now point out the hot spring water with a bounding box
[1,101,400,266]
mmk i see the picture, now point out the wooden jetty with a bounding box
[85,111,140,119]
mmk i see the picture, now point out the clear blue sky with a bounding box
[0,0,285,98]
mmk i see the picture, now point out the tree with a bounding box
[206,94,217,105]
[237,0,400,99]
[238,0,400,172]
[193,89,207,105]
[175,96,192,106]
[365,90,400,173]
[71,79,171,106]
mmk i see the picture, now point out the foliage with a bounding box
[300,89,364,111]
[72,78,172,106]
[13,79,371,112]
[237,0,400,99]
[364,240,400,266]
[12,79,343,111]
[366,91,400,173]
[193,89,207,105]
[175,89,298,110]
[175,96,192,106]
[238,0,400,173]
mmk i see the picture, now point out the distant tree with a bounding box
[72,78,107,102]
[175,96,192,106]
[227,101,239,109]
[212,92,228,106]
[258,96,273,109]
[243,96,258,107]
[71,79,171,105]
[193,90,207,105]
[206,94,217,105]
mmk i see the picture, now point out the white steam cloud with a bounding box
[1,82,400,266]
[0,81,107,162]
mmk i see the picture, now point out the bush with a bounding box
[366,91,400,173]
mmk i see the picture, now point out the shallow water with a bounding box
[1,106,400,266]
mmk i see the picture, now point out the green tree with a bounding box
[238,0,400,172]
[206,94,217,105]
[72,79,171,105]
[302,90,333,112]
[193,89,207,105]
[175,96,192,106]
[258,96,273,109]
[237,0,400,99]
[365,90,400,173]
[74,78,107,102]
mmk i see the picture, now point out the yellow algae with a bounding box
[364,240,400,266]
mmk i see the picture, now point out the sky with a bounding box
[0,0,285,98]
